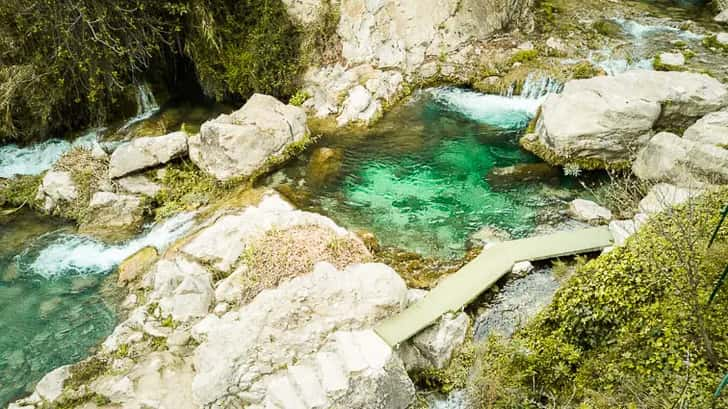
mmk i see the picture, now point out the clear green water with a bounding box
[0,210,195,407]
[0,212,118,406]
[272,88,581,259]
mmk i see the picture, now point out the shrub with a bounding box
[468,188,728,408]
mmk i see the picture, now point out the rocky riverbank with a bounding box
[4,0,728,408]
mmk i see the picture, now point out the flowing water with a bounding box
[120,83,161,131]
[269,86,582,259]
[0,129,100,179]
[0,212,196,406]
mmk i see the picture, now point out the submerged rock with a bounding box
[522,71,728,169]
[307,147,344,187]
[486,162,560,187]
[190,94,309,181]
[109,131,188,178]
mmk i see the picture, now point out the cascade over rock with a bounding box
[521,70,728,169]
[293,0,534,126]
[189,94,309,181]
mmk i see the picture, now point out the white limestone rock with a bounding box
[683,109,728,147]
[34,365,72,402]
[79,192,145,241]
[182,193,351,273]
[189,94,308,181]
[525,71,728,168]
[36,171,77,212]
[633,132,728,186]
[191,262,409,408]
[658,52,685,66]
[151,258,214,323]
[638,183,701,215]
[117,174,162,197]
[568,199,613,223]
[511,261,535,277]
[609,220,638,246]
[109,131,188,178]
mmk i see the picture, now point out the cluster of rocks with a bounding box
[521,70,728,171]
[11,193,470,409]
[292,0,534,127]
[34,94,309,242]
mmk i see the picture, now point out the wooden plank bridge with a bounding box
[374,226,614,347]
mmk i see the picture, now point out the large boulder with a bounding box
[522,71,728,169]
[632,132,728,186]
[35,171,77,212]
[79,192,146,241]
[683,110,728,147]
[638,183,701,215]
[109,131,188,178]
[181,193,352,273]
[191,262,412,408]
[189,94,309,181]
[338,0,532,73]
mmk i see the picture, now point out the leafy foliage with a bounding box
[0,0,303,142]
[469,188,728,408]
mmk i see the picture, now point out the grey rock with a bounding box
[399,312,469,371]
[152,258,214,323]
[525,71,728,168]
[109,131,188,178]
[684,110,728,147]
[117,174,162,197]
[79,192,145,241]
[191,262,410,408]
[609,220,638,246]
[189,94,308,181]
[36,171,77,212]
[35,365,71,402]
[633,132,728,186]
[568,199,613,223]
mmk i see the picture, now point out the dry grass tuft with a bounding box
[238,224,372,303]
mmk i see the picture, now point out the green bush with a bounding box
[468,188,728,408]
[0,0,304,142]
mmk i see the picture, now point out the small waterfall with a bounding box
[612,17,703,41]
[120,82,160,130]
[135,82,160,117]
[20,212,196,279]
[429,75,561,129]
[517,74,563,99]
[0,129,100,178]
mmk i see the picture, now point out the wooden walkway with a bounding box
[374,226,614,346]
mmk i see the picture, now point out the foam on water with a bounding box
[0,129,99,178]
[21,212,196,279]
[428,76,560,129]
[613,17,704,41]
